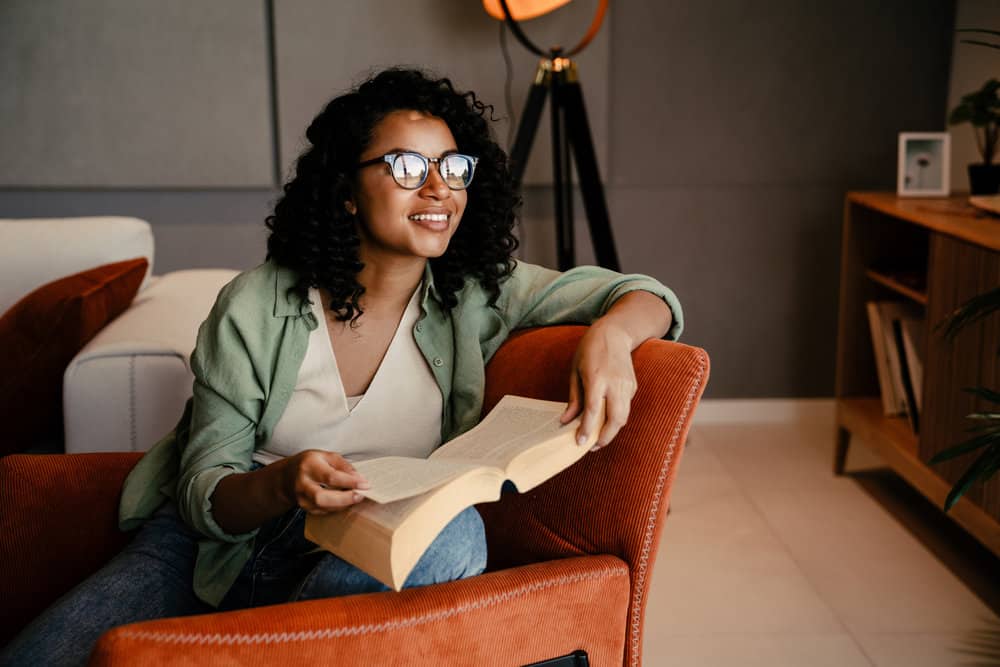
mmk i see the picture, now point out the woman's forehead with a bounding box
[367,109,457,155]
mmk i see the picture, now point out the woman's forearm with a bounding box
[597,290,673,350]
[211,461,295,535]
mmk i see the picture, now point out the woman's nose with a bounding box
[419,164,450,198]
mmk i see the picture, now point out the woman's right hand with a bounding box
[281,450,371,515]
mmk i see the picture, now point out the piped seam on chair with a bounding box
[629,350,708,667]
[114,565,629,646]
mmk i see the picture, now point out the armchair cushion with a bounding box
[0,452,143,646]
[0,258,148,454]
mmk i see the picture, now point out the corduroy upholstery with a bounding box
[0,325,709,666]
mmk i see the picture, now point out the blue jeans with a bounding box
[1,501,487,667]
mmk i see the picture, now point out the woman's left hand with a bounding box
[559,319,637,450]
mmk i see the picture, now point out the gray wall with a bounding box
[0,1,957,398]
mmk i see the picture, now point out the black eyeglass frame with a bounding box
[357,152,480,190]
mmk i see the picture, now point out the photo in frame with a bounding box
[897,132,950,197]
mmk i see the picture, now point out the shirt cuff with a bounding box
[181,466,259,543]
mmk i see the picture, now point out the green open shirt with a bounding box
[118,259,683,606]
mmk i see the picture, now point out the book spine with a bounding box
[878,303,908,415]
[892,318,920,435]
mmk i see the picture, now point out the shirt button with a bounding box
[415,323,423,332]
[433,357,444,367]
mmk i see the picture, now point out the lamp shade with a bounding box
[482,0,572,21]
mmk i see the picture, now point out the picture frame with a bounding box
[897,132,950,197]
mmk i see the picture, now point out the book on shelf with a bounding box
[866,301,903,415]
[865,300,924,429]
[892,319,920,434]
[304,394,605,591]
[897,313,925,416]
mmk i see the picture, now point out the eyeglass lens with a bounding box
[391,153,473,190]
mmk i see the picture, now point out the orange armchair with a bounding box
[0,326,708,666]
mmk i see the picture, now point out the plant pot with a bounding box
[967,163,1000,195]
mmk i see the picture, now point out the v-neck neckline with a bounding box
[311,283,421,415]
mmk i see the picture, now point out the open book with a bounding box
[304,395,604,591]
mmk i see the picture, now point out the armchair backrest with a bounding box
[479,325,709,667]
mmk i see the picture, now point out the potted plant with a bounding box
[949,29,1000,194]
[948,78,1000,194]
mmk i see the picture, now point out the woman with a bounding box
[2,68,682,666]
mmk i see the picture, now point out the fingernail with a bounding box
[353,492,363,502]
[577,434,587,446]
[357,478,371,489]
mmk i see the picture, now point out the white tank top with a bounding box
[253,283,443,465]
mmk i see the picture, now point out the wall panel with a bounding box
[0,1,273,187]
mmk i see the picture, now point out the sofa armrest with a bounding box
[480,326,709,568]
[63,269,238,453]
[0,452,142,645]
[91,555,629,667]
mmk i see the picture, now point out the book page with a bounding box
[431,396,574,469]
[353,456,482,504]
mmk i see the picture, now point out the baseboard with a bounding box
[692,398,835,424]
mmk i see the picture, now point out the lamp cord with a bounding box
[499,21,515,152]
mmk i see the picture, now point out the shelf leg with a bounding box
[834,427,850,475]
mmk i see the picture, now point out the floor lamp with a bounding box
[483,0,619,271]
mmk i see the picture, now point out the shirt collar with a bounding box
[420,262,442,311]
[272,261,309,318]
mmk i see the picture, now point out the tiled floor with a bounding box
[642,414,1000,666]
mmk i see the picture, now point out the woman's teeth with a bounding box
[409,213,448,222]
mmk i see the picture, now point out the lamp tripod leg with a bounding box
[509,68,550,187]
[561,78,620,271]
[551,68,575,270]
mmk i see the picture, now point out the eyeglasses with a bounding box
[357,152,479,190]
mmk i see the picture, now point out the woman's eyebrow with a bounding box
[385,147,460,157]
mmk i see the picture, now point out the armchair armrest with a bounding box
[481,326,708,566]
[63,269,238,453]
[480,325,709,667]
[92,555,630,666]
[0,452,142,645]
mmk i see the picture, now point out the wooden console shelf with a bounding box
[835,192,1000,557]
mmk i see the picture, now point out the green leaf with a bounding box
[960,39,1000,50]
[937,286,1000,341]
[956,29,1000,38]
[962,386,1000,404]
[943,445,999,511]
[965,413,1000,422]
[930,431,997,462]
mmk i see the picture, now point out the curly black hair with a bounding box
[265,68,520,323]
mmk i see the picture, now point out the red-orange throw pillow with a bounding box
[0,258,148,455]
